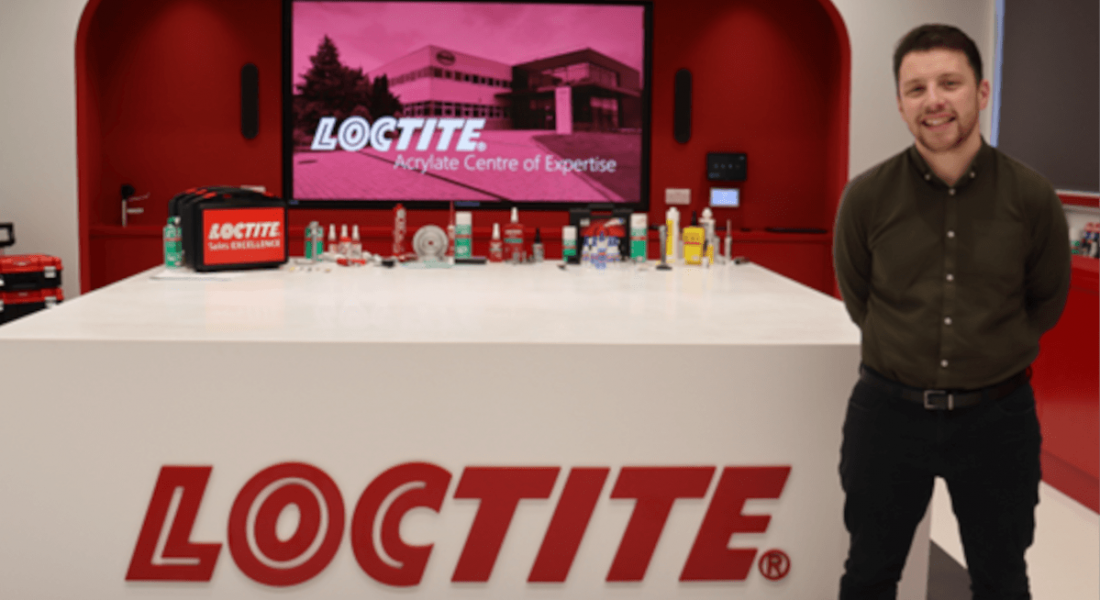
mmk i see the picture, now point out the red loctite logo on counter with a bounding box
[203,208,284,265]
[126,462,791,587]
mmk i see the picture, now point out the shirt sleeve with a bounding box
[833,180,872,327]
[1024,185,1072,334]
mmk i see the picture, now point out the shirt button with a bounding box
[947,230,956,239]
[946,273,955,282]
[944,317,953,325]
[970,171,977,178]
[924,173,932,181]
[948,188,956,196]
[941,359,949,368]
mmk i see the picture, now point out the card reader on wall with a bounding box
[707,152,747,181]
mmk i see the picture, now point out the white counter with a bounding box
[0,262,859,345]
[0,261,928,599]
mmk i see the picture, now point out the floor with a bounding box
[927,480,1099,599]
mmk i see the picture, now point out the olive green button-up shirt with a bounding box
[833,141,1071,390]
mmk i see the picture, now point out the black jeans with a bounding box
[838,373,1042,600]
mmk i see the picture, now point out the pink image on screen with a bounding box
[290,1,646,203]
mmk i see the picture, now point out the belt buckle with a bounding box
[923,389,954,410]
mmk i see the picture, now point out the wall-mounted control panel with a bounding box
[707,152,747,181]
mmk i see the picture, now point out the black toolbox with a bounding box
[170,187,288,272]
[0,254,62,291]
[0,288,64,325]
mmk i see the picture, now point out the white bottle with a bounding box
[338,224,351,256]
[350,225,363,259]
[665,207,680,261]
[700,207,716,263]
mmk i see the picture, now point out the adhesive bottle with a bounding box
[700,207,715,263]
[163,216,182,269]
[489,223,504,262]
[393,204,407,258]
[503,207,525,263]
[532,228,545,263]
[339,224,351,256]
[350,225,363,259]
[665,207,680,262]
[327,224,338,255]
[683,211,705,265]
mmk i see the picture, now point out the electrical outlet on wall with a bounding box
[665,188,691,206]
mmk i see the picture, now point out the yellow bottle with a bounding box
[682,225,705,265]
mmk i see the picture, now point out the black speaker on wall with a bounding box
[241,63,259,140]
[673,68,692,144]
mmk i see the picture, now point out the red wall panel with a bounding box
[77,0,851,294]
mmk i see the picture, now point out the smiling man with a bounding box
[832,24,1071,600]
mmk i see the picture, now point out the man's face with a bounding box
[896,48,990,154]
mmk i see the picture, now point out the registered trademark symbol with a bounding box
[477,141,487,151]
[758,549,790,581]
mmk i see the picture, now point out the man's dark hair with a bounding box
[893,24,983,87]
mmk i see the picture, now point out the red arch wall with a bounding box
[76,0,850,292]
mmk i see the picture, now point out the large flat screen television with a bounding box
[282,0,652,210]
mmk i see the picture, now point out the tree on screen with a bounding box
[293,35,403,147]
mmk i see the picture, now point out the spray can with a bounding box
[163,216,182,269]
[304,220,323,261]
[455,212,473,259]
[562,225,577,262]
[630,213,647,262]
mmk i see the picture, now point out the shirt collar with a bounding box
[908,138,991,189]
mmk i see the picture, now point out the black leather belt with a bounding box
[859,366,1030,410]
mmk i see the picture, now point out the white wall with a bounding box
[0,0,87,299]
[0,0,996,299]
[831,0,997,177]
